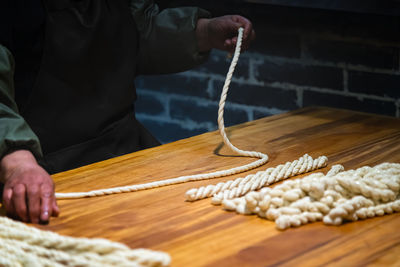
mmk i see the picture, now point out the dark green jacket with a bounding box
[0,0,209,163]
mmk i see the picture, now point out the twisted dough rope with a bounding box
[56,27,271,199]
[222,163,400,230]
[0,216,170,267]
[185,154,328,203]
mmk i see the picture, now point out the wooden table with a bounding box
[40,107,400,266]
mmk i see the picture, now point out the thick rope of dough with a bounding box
[211,154,327,204]
[0,216,170,267]
[221,163,400,230]
[56,27,271,199]
[185,154,327,202]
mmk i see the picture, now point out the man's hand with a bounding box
[196,15,256,53]
[0,150,59,223]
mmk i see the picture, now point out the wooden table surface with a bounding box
[36,107,400,266]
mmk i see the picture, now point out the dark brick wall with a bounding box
[135,3,400,144]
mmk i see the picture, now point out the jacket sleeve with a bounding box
[0,44,42,161]
[130,0,211,75]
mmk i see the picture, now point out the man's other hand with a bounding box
[1,150,59,224]
[197,15,256,53]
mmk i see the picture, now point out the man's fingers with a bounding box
[12,183,28,222]
[40,183,53,222]
[52,200,60,217]
[27,184,40,223]
[3,188,16,217]
[232,15,252,34]
[231,15,254,51]
[1,151,57,223]
[242,26,254,50]
[224,38,236,53]
[233,21,244,32]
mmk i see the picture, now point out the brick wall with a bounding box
[135,3,400,144]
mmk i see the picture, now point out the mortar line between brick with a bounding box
[248,58,256,83]
[304,88,396,102]
[296,88,303,108]
[262,82,397,102]
[137,89,287,118]
[244,53,400,75]
[343,69,349,92]
[138,81,395,104]
[206,78,214,99]
[180,71,264,86]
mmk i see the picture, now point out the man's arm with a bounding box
[0,45,42,159]
[130,0,211,75]
[0,44,59,223]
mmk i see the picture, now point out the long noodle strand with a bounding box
[56,27,272,199]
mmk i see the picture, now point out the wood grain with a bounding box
[14,107,400,266]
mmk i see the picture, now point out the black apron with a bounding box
[9,0,159,174]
